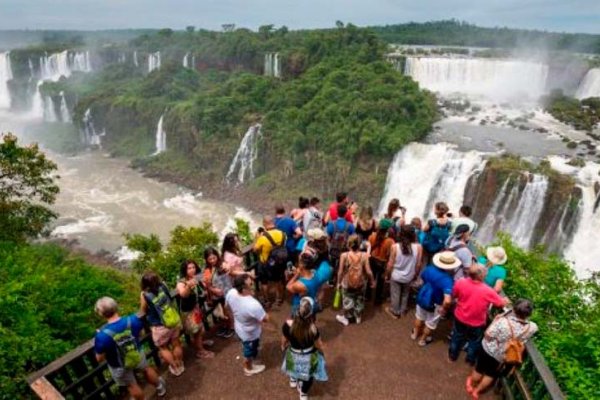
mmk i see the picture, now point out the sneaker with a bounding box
[297,384,308,400]
[156,377,166,397]
[244,364,266,376]
[335,314,349,326]
[169,364,184,377]
[289,378,298,388]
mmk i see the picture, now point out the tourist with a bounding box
[281,297,328,400]
[326,204,355,285]
[222,233,247,277]
[446,224,476,280]
[324,192,353,223]
[384,198,406,227]
[94,297,166,399]
[448,264,508,365]
[275,204,303,262]
[303,197,324,234]
[450,205,478,235]
[225,273,269,376]
[367,219,395,305]
[176,260,215,359]
[140,272,184,376]
[203,247,235,338]
[412,251,459,346]
[479,246,508,293]
[422,201,452,256]
[411,217,426,244]
[467,299,538,399]
[386,225,423,318]
[306,228,333,307]
[254,216,287,307]
[336,234,375,325]
[291,196,310,225]
[287,246,322,316]
[355,205,377,243]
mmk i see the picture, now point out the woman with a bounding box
[176,260,215,359]
[287,247,322,316]
[355,206,377,243]
[140,271,184,376]
[306,229,333,308]
[203,247,235,338]
[422,202,452,257]
[336,235,375,326]
[384,198,406,226]
[291,197,310,226]
[221,233,247,277]
[385,225,423,319]
[479,246,508,293]
[367,219,395,305]
[466,299,538,399]
[281,297,328,400]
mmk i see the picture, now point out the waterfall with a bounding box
[59,91,71,122]
[133,51,139,67]
[378,142,484,219]
[264,53,281,78]
[226,124,263,184]
[148,52,161,73]
[43,95,58,122]
[575,68,600,100]
[404,56,549,100]
[28,58,35,80]
[69,51,92,72]
[30,80,44,118]
[82,108,103,146]
[153,115,167,155]
[118,53,126,64]
[40,51,71,81]
[504,175,549,248]
[183,53,191,68]
[475,179,515,244]
[0,52,13,109]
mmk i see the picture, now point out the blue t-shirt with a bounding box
[314,259,333,284]
[326,219,355,237]
[416,229,426,245]
[478,256,507,288]
[275,216,298,254]
[291,273,322,310]
[94,315,143,368]
[421,265,454,306]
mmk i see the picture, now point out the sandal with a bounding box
[465,376,474,394]
[418,336,433,347]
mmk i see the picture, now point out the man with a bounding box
[446,224,476,280]
[94,297,166,399]
[254,215,286,307]
[274,204,302,261]
[326,204,355,284]
[449,264,508,365]
[303,197,324,234]
[324,192,353,223]
[226,273,269,376]
[412,251,460,347]
[450,205,478,235]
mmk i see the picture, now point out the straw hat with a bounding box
[432,251,462,270]
[486,246,508,265]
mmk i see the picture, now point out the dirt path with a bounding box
[160,301,496,400]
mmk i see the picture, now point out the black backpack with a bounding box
[264,231,288,267]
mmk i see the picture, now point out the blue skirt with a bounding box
[281,348,328,382]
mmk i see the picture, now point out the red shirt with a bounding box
[453,278,507,327]
[328,202,353,223]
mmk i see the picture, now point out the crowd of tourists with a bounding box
[93,192,538,400]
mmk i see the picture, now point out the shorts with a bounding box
[242,338,260,359]
[257,263,285,284]
[475,349,506,378]
[150,325,180,348]
[415,304,443,330]
[108,353,148,386]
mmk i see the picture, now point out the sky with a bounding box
[1,0,600,34]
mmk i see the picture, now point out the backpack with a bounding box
[504,318,530,368]
[422,219,451,254]
[264,231,288,267]
[416,281,436,312]
[306,209,323,231]
[145,285,181,329]
[345,253,366,289]
[329,221,350,260]
[102,316,142,369]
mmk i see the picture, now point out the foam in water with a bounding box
[153,115,167,155]
[378,142,485,219]
[115,246,142,262]
[148,52,161,73]
[226,124,263,184]
[44,95,58,122]
[264,53,281,78]
[52,214,114,236]
[404,56,549,101]
[59,91,71,122]
[575,68,600,100]
[0,52,13,109]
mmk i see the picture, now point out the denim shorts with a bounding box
[242,338,260,359]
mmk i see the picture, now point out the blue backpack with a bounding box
[416,281,436,312]
[422,219,451,254]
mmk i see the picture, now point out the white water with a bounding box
[82,108,103,146]
[28,58,35,80]
[133,51,139,67]
[226,124,263,184]
[59,91,71,122]
[148,52,161,73]
[69,51,92,73]
[504,175,548,248]
[405,57,549,101]
[153,114,166,154]
[378,142,485,220]
[0,52,13,109]
[30,81,44,118]
[40,51,71,81]
[575,68,600,100]
[264,53,281,78]
[44,95,58,122]
[183,52,191,68]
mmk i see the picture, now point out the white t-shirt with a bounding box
[225,289,266,342]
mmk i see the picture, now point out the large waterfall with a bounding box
[153,115,167,155]
[44,95,58,122]
[404,56,549,100]
[378,142,485,219]
[226,124,263,184]
[82,108,103,146]
[575,68,600,100]
[30,81,44,118]
[148,52,161,73]
[59,91,71,122]
[0,52,13,109]
[264,53,281,78]
[40,51,71,81]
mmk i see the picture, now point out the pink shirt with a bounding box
[453,278,507,327]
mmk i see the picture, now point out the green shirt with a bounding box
[479,256,507,288]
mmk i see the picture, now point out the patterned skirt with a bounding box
[281,347,328,382]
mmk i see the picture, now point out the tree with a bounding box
[186,25,195,33]
[222,24,236,32]
[0,134,59,242]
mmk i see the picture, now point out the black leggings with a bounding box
[299,378,314,395]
